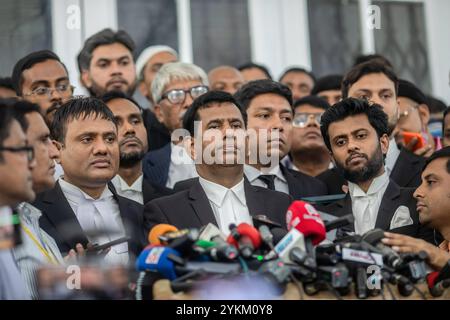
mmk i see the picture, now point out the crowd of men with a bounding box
[0,28,449,300]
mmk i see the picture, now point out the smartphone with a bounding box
[402,131,426,152]
[86,236,130,253]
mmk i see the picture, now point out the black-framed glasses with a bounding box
[159,85,208,104]
[292,112,323,128]
[0,146,34,162]
[23,84,75,98]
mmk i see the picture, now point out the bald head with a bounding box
[208,66,244,95]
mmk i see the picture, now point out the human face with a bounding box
[414,157,450,228]
[208,67,244,95]
[58,115,119,189]
[192,103,246,166]
[317,89,341,106]
[347,73,399,136]
[328,114,389,183]
[21,59,72,124]
[444,113,450,148]
[0,120,35,205]
[81,43,136,97]
[291,105,326,153]
[280,71,314,101]
[154,79,205,132]
[139,51,177,101]
[25,112,59,193]
[240,68,269,82]
[106,98,148,168]
[246,93,293,164]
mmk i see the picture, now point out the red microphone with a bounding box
[227,223,262,258]
[285,200,326,246]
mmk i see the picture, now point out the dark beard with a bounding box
[120,151,145,168]
[335,146,384,184]
[88,79,137,98]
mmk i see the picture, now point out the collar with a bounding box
[385,138,401,173]
[348,170,389,197]
[112,174,143,193]
[59,178,113,202]
[170,142,194,164]
[244,164,287,183]
[16,202,41,223]
[198,176,246,207]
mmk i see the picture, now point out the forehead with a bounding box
[25,112,49,135]
[328,114,374,138]
[318,89,341,96]
[349,73,396,93]
[22,59,68,84]
[398,96,417,109]
[248,93,292,112]
[282,71,313,83]
[423,157,450,179]
[197,102,243,122]
[91,43,133,61]
[106,98,140,116]
[295,104,324,114]
[164,78,203,92]
[147,51,177,67]
[210,68,242,81]
[4,120,26,144]
[65,114,117,136]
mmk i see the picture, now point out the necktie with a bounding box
[258,174,276,191]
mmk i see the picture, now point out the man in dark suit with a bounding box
[144,91,292,234]
[142,62,210,188]
[34,97,146,262]
[102,91,172,205]
[234,79,328,199]
[317,98,434,242]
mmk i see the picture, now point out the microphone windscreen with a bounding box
[148,224,178,245]
[286,200,326,245]
[227,223,262,249]
[135,246,180,280]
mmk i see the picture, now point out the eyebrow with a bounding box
[332,128,368,140]
[423,173,439,180]
[206,118,243,125]
[30,77,69,87]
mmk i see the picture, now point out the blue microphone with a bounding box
[135,246,181,280]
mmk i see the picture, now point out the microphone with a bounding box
[361,229,403,269]
[427,260,450,297]
[135,246,181,280]
[198,224,239,261]
[324,214,354,232]
[227,223,262,258]
[252,215,282,229]
[148,224,178,245]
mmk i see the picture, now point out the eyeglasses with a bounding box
[159,85,208,104]
[398,104,419,121]
[0,146,34,162]
[292,112,323,128]
[24,84,75,98]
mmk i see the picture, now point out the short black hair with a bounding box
[423,146,450,174]
[353,54,393,68]
[320,98,389,151]
[427,95,447,114]
[51,97,117,143]
[342,60,399,99]
[77,28,135,73]
[234,79,293,111]
[11,100,42,133]
[237,62,272,80]
[0,99,19,162]
[182,91,247,137]
[0,77,14,91]
[11,50,68,96]
[311,74,343,95]
[101,90,141,110]
[294,95,330,111]
[279,67,316,84]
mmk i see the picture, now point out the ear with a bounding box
[80,70,92,88]
[184,136,196,161]
[138,81,151,101]
[153,104,165,123]
[417,104,430,130]
[52,140,63,164]
[380,133,390,155]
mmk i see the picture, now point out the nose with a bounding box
[93,138,108,155]
[306,115,320,128]
[48,140,59,160]
[413,181,425,200]
[182,93,194,110]
[347,137,360,153]
[123,121,136,136]
[110,61,123,76]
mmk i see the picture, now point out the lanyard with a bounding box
[21,224,59,265]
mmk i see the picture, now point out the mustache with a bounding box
[45,102,63,115]
[120,136,144,147]
[345,152,368,165]
[106,77,128,87]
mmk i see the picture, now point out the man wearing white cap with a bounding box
[135,45,178,151]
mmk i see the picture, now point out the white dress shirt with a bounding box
[385,138,401,176]
[244,164,289,194]
[166,143,198,188]
[111,174,143,205]
[198,177,252,236]
[59,178,129,266]
[13,203,64,299]
[348,171,390,235]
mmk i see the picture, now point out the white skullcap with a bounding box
[135,45,178,78]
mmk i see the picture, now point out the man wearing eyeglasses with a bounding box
[143,62,209,188]
[11,50,74,126]
[0,101,35,299]
[284,95,332,177]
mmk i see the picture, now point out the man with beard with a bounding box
[77,29,137,98]
[318,98,434,242]
[102,91,172,205]
[11,50,74,125]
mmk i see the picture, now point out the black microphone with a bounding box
[324,214,355,232]
[362,229,403,269]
